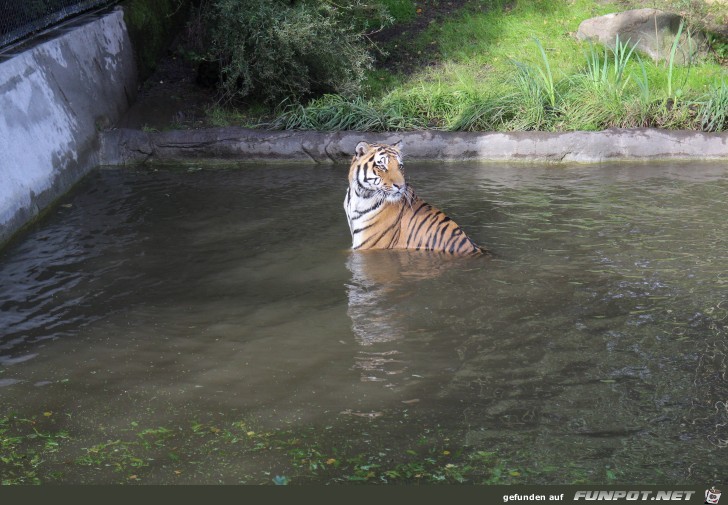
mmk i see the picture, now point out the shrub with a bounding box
[202,0,375,106]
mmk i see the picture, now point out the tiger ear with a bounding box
[355,141,370,157]
[392,140,403,151]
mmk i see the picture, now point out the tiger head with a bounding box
[350,141,407,203]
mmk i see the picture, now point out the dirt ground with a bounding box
[116,41,216,131]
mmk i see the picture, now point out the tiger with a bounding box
[343,140,488,255]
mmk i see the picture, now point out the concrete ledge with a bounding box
[100,127,728,165]
[0,7,137,246]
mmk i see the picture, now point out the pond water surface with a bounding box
[0,161,726,485]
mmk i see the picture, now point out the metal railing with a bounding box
[0,0,118,51]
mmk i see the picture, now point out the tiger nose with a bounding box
[392,183,405,192]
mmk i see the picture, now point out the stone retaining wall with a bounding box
[101,127,728,165]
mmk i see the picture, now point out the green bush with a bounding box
[203,0,375,106]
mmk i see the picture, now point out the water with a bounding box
[0,161,726,484]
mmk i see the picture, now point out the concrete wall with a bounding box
[0,7,137,247]
[101,127,728,165]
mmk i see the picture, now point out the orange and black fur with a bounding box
[344,141,487,255]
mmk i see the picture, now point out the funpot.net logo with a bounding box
[705,488,721,505]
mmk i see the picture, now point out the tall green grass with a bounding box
[266,0,728,132]
[268,95,424,131]
[666,20,686,100]
[699,79,728,132]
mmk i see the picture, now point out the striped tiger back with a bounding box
[343,141,487,255]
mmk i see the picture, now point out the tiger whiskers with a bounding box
[403,185,416,209]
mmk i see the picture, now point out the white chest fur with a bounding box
[344,185,385,249]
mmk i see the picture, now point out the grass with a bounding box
[268,94,425,131]
[255,0,727,132]
[378,0,417,23]
[700,78,728,131]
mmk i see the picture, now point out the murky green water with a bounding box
[0,161,726,485]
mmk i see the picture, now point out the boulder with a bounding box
[576,8,708,65]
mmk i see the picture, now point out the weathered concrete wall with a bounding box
[0,7,137,247]
[101,127,728,165]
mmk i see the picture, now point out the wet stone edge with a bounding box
[99,127,728,166]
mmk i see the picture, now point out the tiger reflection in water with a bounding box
[345,247,487,386]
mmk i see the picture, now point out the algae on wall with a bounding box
[121,0,191,81]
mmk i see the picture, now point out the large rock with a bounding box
[576,8,708,64]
